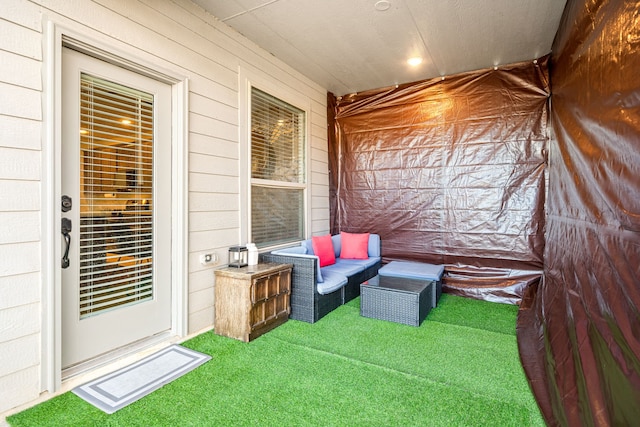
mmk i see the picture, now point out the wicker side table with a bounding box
[360,275,434,326]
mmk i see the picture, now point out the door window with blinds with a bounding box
[251,87,306,247]
[80,73,154,318]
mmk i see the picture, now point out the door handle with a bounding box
[61,218,72,269]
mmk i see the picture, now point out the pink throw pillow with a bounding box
[340,232,370,259]
[312,235,336,267]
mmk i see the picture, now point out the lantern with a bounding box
[228,246,248,268]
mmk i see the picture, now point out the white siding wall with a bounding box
[0,0,330,415]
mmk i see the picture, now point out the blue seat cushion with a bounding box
[322,259,366,277]
[379,261,444,281]
[317,270,348,295]
[336,256,381,270]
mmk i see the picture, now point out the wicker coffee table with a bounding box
[360,275,434,326]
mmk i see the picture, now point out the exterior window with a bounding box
[250,87,306,247]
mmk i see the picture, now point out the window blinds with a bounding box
[250,88,306,247]
[79,73,154,318]
[251,88,305,183]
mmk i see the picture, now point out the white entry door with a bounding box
[61,48,172,369]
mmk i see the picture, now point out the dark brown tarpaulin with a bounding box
[518,0,640,425]
[329,58,549,304]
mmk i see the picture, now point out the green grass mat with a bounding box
[8,294,543,427]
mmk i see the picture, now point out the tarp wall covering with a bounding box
[329,59,550,304]
[517,0,640,425]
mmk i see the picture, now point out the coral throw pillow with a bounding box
[312,234,336,267]
[340,232,370,259]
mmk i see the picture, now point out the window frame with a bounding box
[238,68,311,250]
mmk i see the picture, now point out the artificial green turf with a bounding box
[7,294,544,427]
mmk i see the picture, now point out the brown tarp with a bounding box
[329,58,549,304]
[518,0,640,425]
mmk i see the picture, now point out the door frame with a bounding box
[41,20,189,393]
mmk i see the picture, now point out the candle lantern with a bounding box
[228,246,248,268]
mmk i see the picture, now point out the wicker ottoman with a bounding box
[378,261,444,308]
[360,275,434,326]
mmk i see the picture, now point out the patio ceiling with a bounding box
[192,0,567,95]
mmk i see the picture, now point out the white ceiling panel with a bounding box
[205,0,271,20]
[192,0,567,95]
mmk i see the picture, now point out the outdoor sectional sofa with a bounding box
[262,233,381,323]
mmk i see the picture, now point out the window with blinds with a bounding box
[79,73,154,318]
[251,87,306,247]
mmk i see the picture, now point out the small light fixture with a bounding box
[79,129,88,134]
[121,119,132,125]
[407,57,423,67]
[374,0,391,11]
[228,246,248,268]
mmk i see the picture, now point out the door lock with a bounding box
[62,195,72,212]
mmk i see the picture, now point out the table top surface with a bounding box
[361,275,433,293]
[215,262,292,278]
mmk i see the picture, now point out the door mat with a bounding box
[72,344,211,414]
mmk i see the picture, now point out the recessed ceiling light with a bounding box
[375,1,391,11]
[407,57,423,66]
